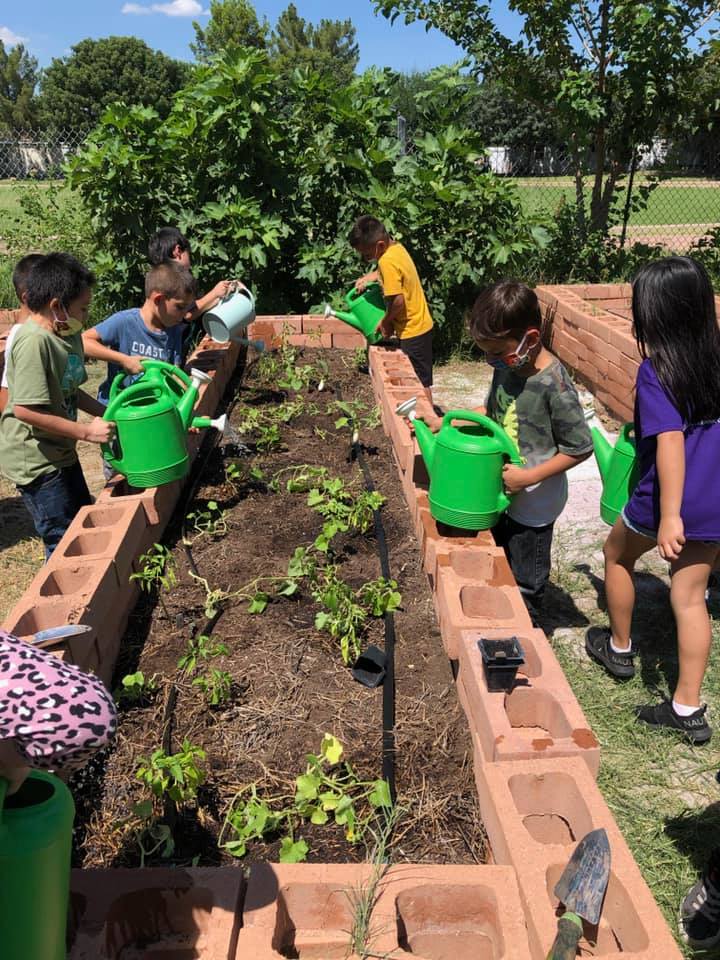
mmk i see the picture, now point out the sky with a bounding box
[0,0,524,74]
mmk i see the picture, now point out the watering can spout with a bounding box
[176,368,211,431]
[591,427,613,484]
[413,418,437,475]
[325,303,363,333]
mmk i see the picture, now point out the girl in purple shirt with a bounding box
[586,257,720,745]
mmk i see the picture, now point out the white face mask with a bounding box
[52,307,83,337]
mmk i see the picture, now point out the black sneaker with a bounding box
[585,627,635,679]
[635,700,711,744]
[680,848,720,949]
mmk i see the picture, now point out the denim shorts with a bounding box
[18,461,92,560]
[621,507,720,547]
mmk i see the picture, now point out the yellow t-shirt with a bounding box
[377,242,433,340]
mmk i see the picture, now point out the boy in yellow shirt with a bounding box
[350,216,434,402]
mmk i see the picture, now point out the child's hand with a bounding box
[502,463,534,495]
[209,280,233,302]
[122,356,144,376]
[355,272,376,293]
[84,418,115,445]
[658,515,686,560]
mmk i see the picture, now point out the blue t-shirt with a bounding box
[625,358,720,540]
[95,308,185,405]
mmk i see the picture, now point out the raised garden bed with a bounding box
[71,345,486,869]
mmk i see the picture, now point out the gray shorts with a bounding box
[621,507,720,547]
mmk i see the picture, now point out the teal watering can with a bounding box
[413,411,522,530]
[592,424,639,525]
[0,771,75,960]
[102,359,226,487]
[324,282,386,345]
[202,285,265,352]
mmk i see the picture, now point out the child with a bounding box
[0,253,44,413]
[82,262,197,406]
[147,226,238,321]
[0,253,115,558]
[349,216,434,403]
[469,281,593,612]
[586,256,720,744]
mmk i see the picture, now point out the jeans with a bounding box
[18,461,92,560]
[492,514,555,609]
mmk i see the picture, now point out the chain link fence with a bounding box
[0,130,89,181]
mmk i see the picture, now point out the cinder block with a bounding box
[302,314,354,336]
[286,333,333,349]
[332,332,366,349]
[474,756,682,959]
[434,564,534,658]
[48,501,148,587]
[2,596,102,673]
[69,867,243,959]
[458,628,600,774]
[240,862,532,958]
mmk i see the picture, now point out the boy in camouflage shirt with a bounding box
[469,282,593,612]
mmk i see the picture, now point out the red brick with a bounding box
[474,756,682,959]
[332,332,366,349]
[286,333,333,348]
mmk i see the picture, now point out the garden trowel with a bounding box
[30,624,93,650]
[547,828,611,960]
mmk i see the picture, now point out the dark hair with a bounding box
[148,226,190,265]
[348,215,389,249]
[12,253,44,300]
[468,281,542,341]
[144,262,196,300]
[632,256,720,422]
[25,253,95,313]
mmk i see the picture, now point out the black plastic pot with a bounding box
[478,636,525,692]
[351,645,387,688]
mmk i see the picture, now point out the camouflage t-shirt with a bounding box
[486,358,593,527]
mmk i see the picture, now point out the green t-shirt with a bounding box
[0,320,87,487]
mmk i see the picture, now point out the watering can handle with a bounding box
[106,358,193,405]
[441,410,523,465]
[346,282,381,304]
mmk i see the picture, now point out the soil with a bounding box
[71,347,487,869]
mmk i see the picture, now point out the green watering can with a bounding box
[592,424,639,525]
[324,282,386,345]
[414,410,523,530]
[0,771,75,960]
[102,359,226,487]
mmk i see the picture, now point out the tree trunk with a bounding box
[590,0,611,232]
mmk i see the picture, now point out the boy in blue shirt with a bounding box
[83,262,196,405]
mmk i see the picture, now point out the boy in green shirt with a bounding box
[0,253,115,558]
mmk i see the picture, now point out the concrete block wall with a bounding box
[367,342,683,958]
[2,335,241,685]
[0,307,21,379]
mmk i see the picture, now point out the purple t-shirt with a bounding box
[625,358,720,539]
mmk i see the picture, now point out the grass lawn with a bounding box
[513,175,720,227]
[539,524,720,958]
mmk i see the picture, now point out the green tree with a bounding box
[271,4,359,83]
[191,0,268,61]
[375,0,717,238]
[0,41,39,130]
[37,36,191,130]
[68,51,546,348]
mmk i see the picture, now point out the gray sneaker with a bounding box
[585,627,635,679]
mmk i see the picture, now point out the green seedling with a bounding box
[359,578,402,617]
[115,670,159,705]
[130,544,177,620]
[178,634,229,675]
[224,461,245,489]
[220,734,391,862]
[186,500,228,538]
[193,668,233,706]
[332,399,381,442]
[117,799,175,867]
[136,739,207,806]
[313,566,367,664]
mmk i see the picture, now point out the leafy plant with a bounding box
[185,500,228,538]
[117,799,175,867]
[332,399,381,443]
[193,668,233,706]
[115,671,159,705]
[313,567,368,664]
[178,634,229,675]
[220,734,391,861]
[305,475,385,552]
[358,578,402,617]
[136,740,207,805]
[130,544,177,620]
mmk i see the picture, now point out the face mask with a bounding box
[52,307,83,337]
[486,333,533,370]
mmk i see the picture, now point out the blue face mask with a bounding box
[486,332,532,370]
